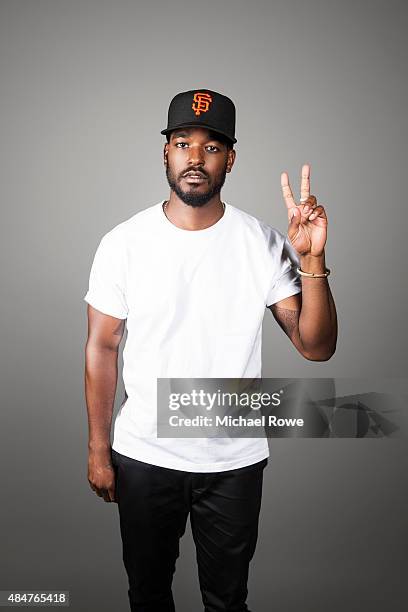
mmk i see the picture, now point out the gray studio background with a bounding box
[1,0,407,611]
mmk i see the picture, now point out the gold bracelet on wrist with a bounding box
[297,267,331,278]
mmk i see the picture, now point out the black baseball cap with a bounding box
[161,89,237,144]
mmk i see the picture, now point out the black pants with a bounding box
[111,449,267,612]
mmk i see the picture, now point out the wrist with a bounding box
[300,253,326,274]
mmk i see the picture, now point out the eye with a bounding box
[173,142,220,152]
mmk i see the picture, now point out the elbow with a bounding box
[300,341,337,362]
[85,340,120,357]
[304,351,335,362]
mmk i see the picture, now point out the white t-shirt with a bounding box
[84,200,301,472]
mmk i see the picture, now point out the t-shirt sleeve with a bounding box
[83,231,129,319]
[265,231,302,307]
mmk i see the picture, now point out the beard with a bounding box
[165,161,228,207]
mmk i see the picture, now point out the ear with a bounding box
[226,148,236,173]
[163,143,168,166]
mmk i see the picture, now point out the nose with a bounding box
[187,144,205,167]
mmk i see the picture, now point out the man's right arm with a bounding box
[84,304,126,503]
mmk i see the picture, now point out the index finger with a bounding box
[300,163,310,201]
[280,172,297,212]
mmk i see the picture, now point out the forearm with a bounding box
[84,343,119,454]
[298,253,337,359]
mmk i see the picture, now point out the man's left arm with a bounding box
[268,164,338,361]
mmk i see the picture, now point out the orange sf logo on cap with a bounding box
[192,92,212,116]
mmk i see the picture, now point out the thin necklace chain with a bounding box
[163,200,225,217]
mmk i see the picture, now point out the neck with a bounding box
[163,194,225,231]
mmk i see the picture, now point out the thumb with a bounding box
[288,206,301,229]
[108,484,117,503]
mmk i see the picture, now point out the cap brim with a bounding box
[161,123,237,144]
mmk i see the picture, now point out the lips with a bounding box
[183,171,207,179]
[183,171,208,184]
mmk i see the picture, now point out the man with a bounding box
[84,88,337,612]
